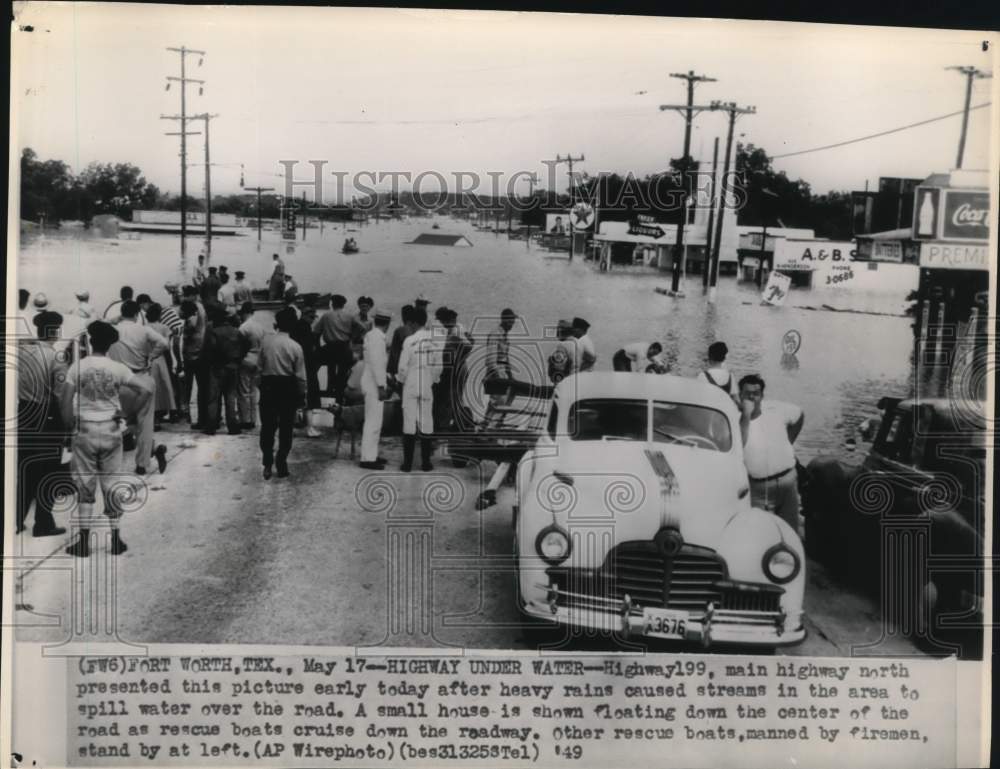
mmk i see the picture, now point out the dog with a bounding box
[332,403,366,459]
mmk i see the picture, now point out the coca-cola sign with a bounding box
[941,190,990,241]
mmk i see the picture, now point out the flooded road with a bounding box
[19,217,916,462]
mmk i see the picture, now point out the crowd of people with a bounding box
[15,265,805,556]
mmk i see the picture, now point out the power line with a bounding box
[771,102,992,159]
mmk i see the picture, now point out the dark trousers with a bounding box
[322,341,353,399]
[259,376,300,468]
[17,401,63,532]
[206,365,240,432]
[182,357,211,423]
[612,349,632,371]
[305,355,321,409]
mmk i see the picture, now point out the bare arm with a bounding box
[787,410,804,444]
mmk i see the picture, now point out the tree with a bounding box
[20,148,77,223]
[78,162,160,220]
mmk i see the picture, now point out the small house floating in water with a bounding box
[409,233,474,247]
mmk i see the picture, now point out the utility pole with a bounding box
[945,66,991,169]
[301,190,308,240]
[162,46,205,266]
[244,186,274,241]
[553,153,584,259]
[191,113,218,256]
[702,136,719,290]
[707,101,756,303]
[660,70,717,295]
[525,172,539,250]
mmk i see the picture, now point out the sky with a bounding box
[12,3,998,202]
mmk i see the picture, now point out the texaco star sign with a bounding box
[570,202,595,229]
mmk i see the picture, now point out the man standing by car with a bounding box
[738,373,804,531]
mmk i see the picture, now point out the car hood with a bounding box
[543,441,749,546]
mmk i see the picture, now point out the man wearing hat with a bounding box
[60,321,153,557]
[359,310,391,469]
[396,306,440,472]
[258,307,307,479]
[572,317,597,372]
[74,290,94,320]
[485,308,517,405]
[16,310,69,537]
[231,270,252,306]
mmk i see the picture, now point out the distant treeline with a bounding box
[20,145,853,240]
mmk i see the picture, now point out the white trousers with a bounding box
[361,387,384,461]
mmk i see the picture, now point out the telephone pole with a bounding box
[946,66,991,169]
[707,101,756,302]
[244,186,274,241]
[552,153,584,258]
[702,136,719,290]
[525,172,539,250]
[162,46,206,265]
[191,113,218,256]
[660,70,716,294]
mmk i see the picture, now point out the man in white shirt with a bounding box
[359,311,391,469]
[738,373,804,531]
[60,321,152,558]
[572,317,597,371]
[613,341,667,373]
[699,341,736,398]
[548,319,580,384]
[107,301,168,475]
[397,306,441,472]
[237,301,267,429]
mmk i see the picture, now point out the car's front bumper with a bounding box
[523,584,806,647]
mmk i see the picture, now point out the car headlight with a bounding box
[762,544,800,585]
[535,525,571,565]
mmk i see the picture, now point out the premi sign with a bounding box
[919,242,989,271]
[941,190,990,241]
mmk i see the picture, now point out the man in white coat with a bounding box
[359,311,391,469]
[396,306,440,472]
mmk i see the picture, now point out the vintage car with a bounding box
[515,373,806,649]
[803,396,985,656]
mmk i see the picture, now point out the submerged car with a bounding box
[515,373,806,649]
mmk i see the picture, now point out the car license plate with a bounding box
[643,609,688,639]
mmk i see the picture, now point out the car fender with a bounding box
[718,507,805,615]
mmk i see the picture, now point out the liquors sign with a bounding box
[913,186,990,242]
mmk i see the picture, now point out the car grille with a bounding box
[548,540,782,614]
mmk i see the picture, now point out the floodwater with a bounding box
[17,217,919,463]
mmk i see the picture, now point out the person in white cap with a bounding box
[359,310,391,469]
[74,291,94,319]
[32,292,49,314]
[396,306,441,472]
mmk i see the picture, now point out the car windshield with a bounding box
[568,399,647,441]
[653,401,732,452]
[565,398,732,451]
